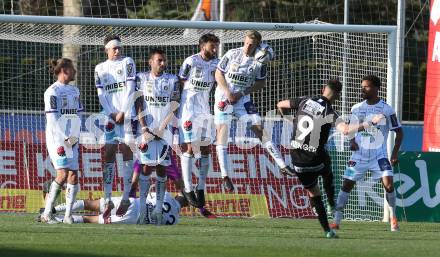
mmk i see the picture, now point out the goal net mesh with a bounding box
[0,20,388,221]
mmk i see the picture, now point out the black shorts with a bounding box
[295,157,332,189]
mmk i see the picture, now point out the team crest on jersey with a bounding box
[183,120,192,131]
[194,67,202,78]
[127,63,133,75]
[61,96,68,108]
[248,67,254,73]
[117,69,122,75]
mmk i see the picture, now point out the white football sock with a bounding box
[216,145,229,178]
[262,141,287,169]
[181,152,193,193]
[72,215,84,223]
[65,183,79,218]
[334,190,350,225]
[103,162,115,201]
[197,154,209,190]
[386,190,397,219]
[138,174,151,223]
[43,181,61,216]
[55,199,85,213]
[122,160,134,200]
[155,176,167,212]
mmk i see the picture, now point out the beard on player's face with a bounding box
[361,81,378,100]
[149,53,166,74]
[201,42,218,59]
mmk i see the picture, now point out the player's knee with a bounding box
[306,184,321,197]
[104,150,116,162]
[342,180,355,192]
[200,146,210,155]
[55,173,68,185]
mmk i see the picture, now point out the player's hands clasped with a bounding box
[114,112,125,124]
[349,140,359,151]
[228,92,243,104]
[371,114,385,125]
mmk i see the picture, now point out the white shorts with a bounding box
[343,157,394,182]
[98,197,139,224]
[47,143,79,170]
[179,114,215,145]
[104,120,137,145]
[138,139,172,167]
[179,103,215,145]
[214,90,261,126]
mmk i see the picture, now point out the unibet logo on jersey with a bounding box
[105,81,126,93]
[227,73,250,87]
[144,95,170,107]
[190,79,216,92]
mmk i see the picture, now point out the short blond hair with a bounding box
[245,30,262,44]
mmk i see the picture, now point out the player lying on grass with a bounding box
[131,160,216,219]
[37,192,186,225]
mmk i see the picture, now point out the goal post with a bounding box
[0,15,398,221]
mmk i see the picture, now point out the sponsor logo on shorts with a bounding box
[347,160,356,167]
[139,143,148,153]
[57,146,66,156]
[183,120,192,131]
[217,101,227,111]
[105,122,115,132]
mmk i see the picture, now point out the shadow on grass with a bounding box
[0,248,112,257]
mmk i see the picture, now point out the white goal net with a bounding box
[0,16,395,221]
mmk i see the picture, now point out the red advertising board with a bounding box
[0,141,315,218]
[423,1,440,151]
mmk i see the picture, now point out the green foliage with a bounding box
[127,0,198,20]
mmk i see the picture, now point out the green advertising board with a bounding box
[396,152,440,222]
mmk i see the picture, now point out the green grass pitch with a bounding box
[0,213,439,257]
